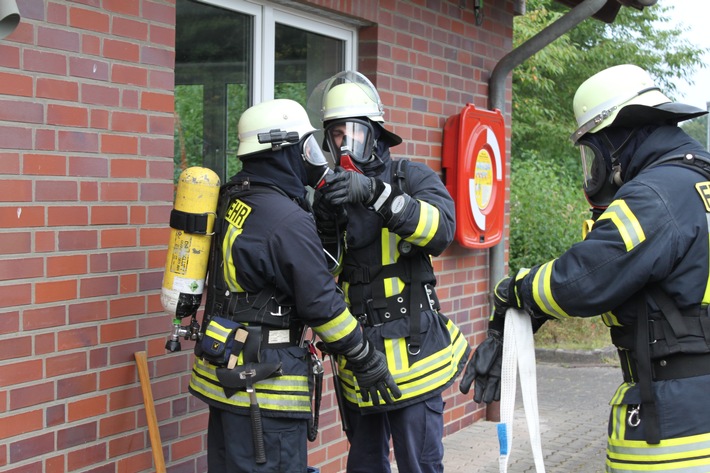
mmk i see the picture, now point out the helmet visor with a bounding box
[324,119,374,165]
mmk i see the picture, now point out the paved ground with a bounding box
[439,354,622,473]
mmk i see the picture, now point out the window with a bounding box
[175,0,356,182]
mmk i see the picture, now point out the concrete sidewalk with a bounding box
[440,356,622,472]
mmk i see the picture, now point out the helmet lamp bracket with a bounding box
[257,129,300,150]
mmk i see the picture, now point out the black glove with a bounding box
[492,274,548,334]
[459,330,503,404]
[347,341,402,406]
[321,169,375,206]
[312,189,347,235]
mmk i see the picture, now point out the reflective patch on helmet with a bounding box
[225,199,252,228]
[695,182,710,212]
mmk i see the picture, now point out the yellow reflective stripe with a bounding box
[602,311,620,327]
[313,308,358,344]
[598,200,646,252]
[382,230,405,297]
[190,359,311,412]
[532,260,570,319]
[608,384,632,441]
[704,214,710,305]
[222,224,244,292]
[606,432,710,472]
[385,337,409,373]
[204,321,232,343]
[405,201,439,246]
[339,318,469,406]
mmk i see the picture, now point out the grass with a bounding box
[533,316,612,350]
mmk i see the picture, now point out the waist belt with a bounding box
[619,350,710,382]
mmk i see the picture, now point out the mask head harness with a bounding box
[257,128,331,189]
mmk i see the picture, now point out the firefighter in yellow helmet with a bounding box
[188,98,400,473]
[308,72,471,473]
[460,64,710,472]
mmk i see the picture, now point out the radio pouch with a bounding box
[200,317,248,367]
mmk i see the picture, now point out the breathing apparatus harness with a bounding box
[609,151,710,445]
[201,177,324,446]
[339,159,440,355]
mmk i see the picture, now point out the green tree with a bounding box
[681,115,709,149]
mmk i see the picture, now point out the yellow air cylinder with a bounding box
[161,167,220,318]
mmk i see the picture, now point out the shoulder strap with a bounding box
[392,159,409,194]
[652,153,710,181]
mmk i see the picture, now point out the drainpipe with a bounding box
[485,0,608,421]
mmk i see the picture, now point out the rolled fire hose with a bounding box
[498,308,546,473]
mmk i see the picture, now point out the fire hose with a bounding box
[498,308,546,473]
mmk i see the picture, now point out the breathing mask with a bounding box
[300,133,332,188]
[324,118,375,172]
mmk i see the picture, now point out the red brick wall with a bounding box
[0,0,514,472]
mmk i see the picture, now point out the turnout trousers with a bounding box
[344,395,445,473]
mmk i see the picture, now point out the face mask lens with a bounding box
[579,144,605,195]
[325,119,374,165]
[302,134,327,167]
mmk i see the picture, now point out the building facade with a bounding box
[0,0,516,471]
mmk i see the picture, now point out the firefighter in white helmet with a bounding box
[460,64,710,472]
[188,98,400,473]
[308,72,471,473]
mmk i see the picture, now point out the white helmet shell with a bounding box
[237,99,316,157]
[308,71,385,123]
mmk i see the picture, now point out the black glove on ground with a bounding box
[459,330,503,404]
[347,341,402,406]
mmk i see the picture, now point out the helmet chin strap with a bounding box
[603,127,641,186]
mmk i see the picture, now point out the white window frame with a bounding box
[193,0,358,104]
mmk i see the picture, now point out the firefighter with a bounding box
[460,64,710,472]
[188,98,401,473]
[309,71,471,473]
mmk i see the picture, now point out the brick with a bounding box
[148,114,174,135]
[66,445,108,472]
[23,49,67,75]
[36,78,79,101]
[37,25,80,52]
[34,332,55,355]
[46,351,87,377]
[0,359,42,388]
[44,455,65,473]
[99,320,136,343]
[0,311,19,335]
[91,108,109,129]
[82,84,119,106]
[38,181,79,202]
[23,305,66,331]
[66,298,108,324]
[139,181,173,201]
[0,283,31,308]
[47,254,88,277]
[56,372,97,399]
[140,136,173,158]
[69,7,109,33]
[0,409,42,439]
[0,152,20,173]
[0,179,32,202]
[115,451,153,473]
[0,256,42,281]
[109,252,145,272]
[104,0,139,16]
[0,125,33,149]
[109,431,144,458]
[69,56,110,82]
[109,340,146,365]
[57,326,98,351]
[101,228,137,248]
[68,155,109,177]
[57,421,97,450]
[35,129,57,151]
[79,275,118,299]
[9,381,54,410]
[99,411,135,438]
[0,99,43,123]
[101,134,138,155]
[111,113,148,134]
[119,273,138,293]
[46,404,65,428]
[112,17,148,41]
[111,63,148,87]
[99,364,134,390]
[9,432,54,463]
[23,153,67,176]
[67,394,107,422]
[122,89,140,109]
[141,91,174,113]
[0,335,32,361]
[0,72,33,97]
[47,104,89,127]
[47,204,88,225]
[80,180,99,201]
[101,182,138,201]
[103,38,139,62]
[58,230,98,251]
[1,461,43,473]
[35,279,78,304]
[58,130,100,153]
[0,232,31,255]
[0,44,20,68]
[90,205,128,225]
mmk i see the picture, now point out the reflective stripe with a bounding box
[606,431,710,472]
[405,201,439,247]
[223,224,244,292]
[598,200,646,252]
[704,214,710,305]
[608,384,632,441]
[532,260,571,319]
[189,358,311,412]
[340,317,469,406]
[602,311,621,327]
[313,308,358,344]
[385,337,408,373]
[382,230,405,298]
[204,320,232,343]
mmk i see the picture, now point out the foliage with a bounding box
[681,115,709,149]
[508,157,589,274]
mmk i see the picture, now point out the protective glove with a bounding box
[321,169,375,206]
[347,340,402,405]
[312,189,347,235]
[459,330,503,404]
